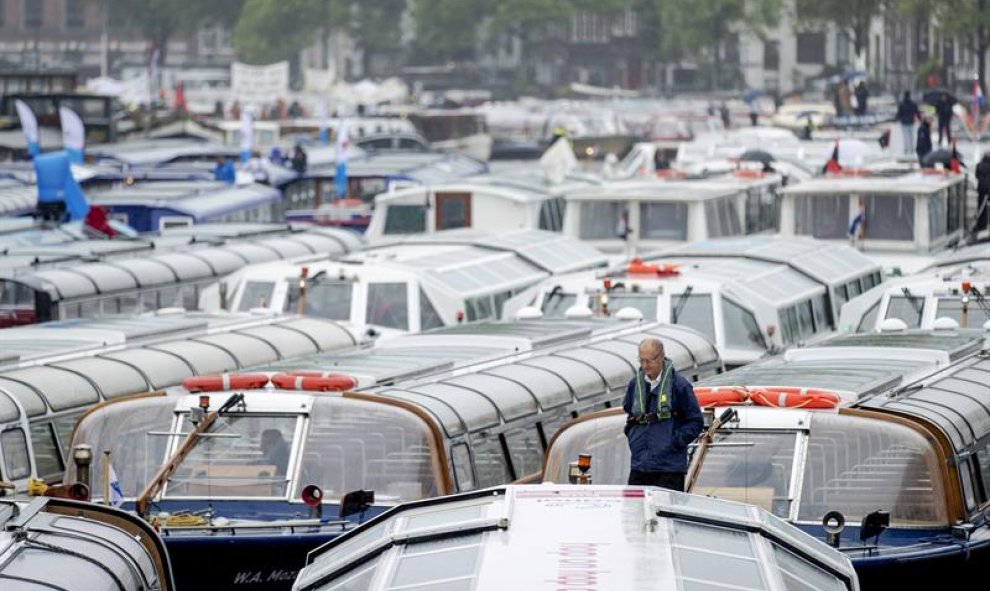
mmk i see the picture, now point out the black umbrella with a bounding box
[922,87,957,105]
[739,149,775,165]
[921,148,965,168]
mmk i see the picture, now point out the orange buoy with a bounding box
[733,169,764,179]
[748,387,840,409]
[627,258,660,275]
[693,386,749,407]
[182,373,270,393]
[270,371,357,392]
[657,168,687,179]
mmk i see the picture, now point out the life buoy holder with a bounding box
[693,386,749,407]
[270,371,357,392]
[749,387,840,409]
[182,373,271,393]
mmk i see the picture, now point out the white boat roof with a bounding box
[654,236,882,287]
[294,485,858,591]
[782,171,965,195]
[925,242,990,270]
[565,177,742,202]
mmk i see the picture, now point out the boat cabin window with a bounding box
[640,202,689,240]
[296,397,440,503]
[745,187,779,233]
[973,439,990,509]
[704,197,742,238]
[450,443,474,490]
[52,411,84,456]
[30,423,64,481]
[237,281,276,311]
[465,295,494,322]
[863,195,914,241]
[936,297,990,328]
[435,192,471,231]
[580,202,625,240]
[366,282,409,330]
[538,197,565,232]
[799,413,947,526]
[504,428,544,479]
[885,294,925,328]
[929,193,947,240]
[284,179,318,208]
[384,204,427,235]
[541,290,577,318]
[671,293,715,342]
[284,281,353,321]
[398,137,428,151]
[471,435,511,488]
[948,186,964,232]
[420,289,445,330]
[609,293,658,320]
[1,428,30,480]
[857,301,880,331]
[166,415,298,498]
[723,298,766,351]
[692,430,797,518]
[794,194,848,239]
[542,415,629,486]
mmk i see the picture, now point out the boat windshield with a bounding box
[691,430,797,518]
[542,413,629,486]
[284,280,353,320]
[798,413,947,526]
[294,397,441,504]
[164,414,299,498]
[935,297,990,328]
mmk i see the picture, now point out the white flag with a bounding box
[14,99,40,155]
[59,106,86,163]
[240,108,253,162]
[108,462,124,507]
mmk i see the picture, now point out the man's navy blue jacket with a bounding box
[622,362,703,473]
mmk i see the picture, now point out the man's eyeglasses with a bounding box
[638,355,663,366]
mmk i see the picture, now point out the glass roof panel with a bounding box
[404,383,500,430]
[518,355,605,400]
[146,341,238,374]
[235,325,322,359]
[221,243,282,265]
[376,388,466,437]
[52,358,149,399]
[443,374,538,420]
[97,349,194,389]
[1,366,99,412]
[109,259,177,287]
[553,349,634,390]
[0,378,47,417]
[72,264,138,293]
[479,365,572,409]
[151,253,215,280]
[30,269,97,298]
[279,318,357,351]
[193,333,279,368]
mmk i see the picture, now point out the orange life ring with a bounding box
[627,258,659,275]
[657,168,687,179]
[182,373,270,392]
[733,169,764,178]
[269,371,357,391]
[693,386,749,407]
[749,387,840,409]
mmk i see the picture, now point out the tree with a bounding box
[232,0,324,65]
[411,0,494,64]
[656,0,781,90]
[350,0,408,76]
[910,0,990,97]
[794,0,885,67]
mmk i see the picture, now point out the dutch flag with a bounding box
[108,462,124,507]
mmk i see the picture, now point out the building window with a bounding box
[764,41,779,70]
[66,0,84,28]
[836,31,850,65]
[0,0,6,27]
[24,0,42,28]
[796,32,826,64]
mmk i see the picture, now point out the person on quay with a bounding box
[623,337,704,491]
[896,91,919,155]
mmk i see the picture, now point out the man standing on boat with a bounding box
[623,338,704,491]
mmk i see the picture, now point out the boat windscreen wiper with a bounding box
[901,287,922,315]
[671,286,694,323]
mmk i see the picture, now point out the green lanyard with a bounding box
[636,361,671,416]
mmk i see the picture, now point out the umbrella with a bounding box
[739,149,775,165]
[742,88,765,103]
[921,148,964,168]
[826,139,876,166]
[922,88,957,105]
[840,70,866,82]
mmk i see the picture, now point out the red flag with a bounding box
[823,141,842,174]
[950,140,961,173]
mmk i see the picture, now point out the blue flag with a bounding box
[34,151,90,221]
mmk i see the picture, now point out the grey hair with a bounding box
[638,337,664,357]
